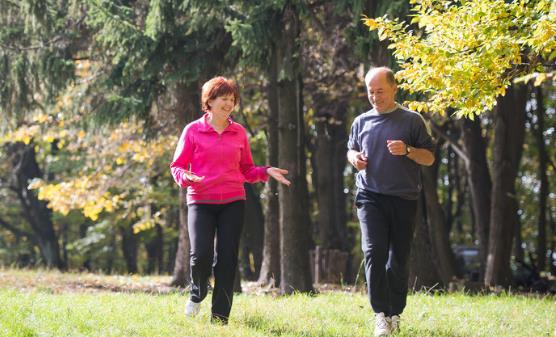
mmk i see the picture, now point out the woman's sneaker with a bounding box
[390,315,400,334]
[185,300,201,317]
[374,312,391,336]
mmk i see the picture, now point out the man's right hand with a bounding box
[348,150,368,170]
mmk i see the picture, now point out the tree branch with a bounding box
[0,215,37,244]
[0,36,64,52]
[423,115,470,166]
[305,3,327,37]
[4,0,20,9]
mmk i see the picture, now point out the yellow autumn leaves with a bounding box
[25,122,175,221]
[363,0,556,119]
[0,57,176,224]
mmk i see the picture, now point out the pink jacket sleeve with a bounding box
[240,131,269,183]
[170,125,195,188]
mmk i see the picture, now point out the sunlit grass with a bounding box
[0,269,554,337]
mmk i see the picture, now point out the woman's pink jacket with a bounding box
[170,113,268,204]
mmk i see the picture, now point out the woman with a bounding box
[170,76,290,324]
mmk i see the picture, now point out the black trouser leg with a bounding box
[356,190,417,316]
[357,191,391,315]
[211,201,244,323]
[387,197,417,316]
[188,204,217,304]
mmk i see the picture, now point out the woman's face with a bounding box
[208,94,236,119]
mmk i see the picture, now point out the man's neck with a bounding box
[376,102,399,114]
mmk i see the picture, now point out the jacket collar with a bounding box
[198,112,240,133]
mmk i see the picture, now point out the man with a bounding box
[347,67,435,336]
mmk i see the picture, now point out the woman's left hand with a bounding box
[267,167,291,186]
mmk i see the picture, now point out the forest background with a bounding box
[0,0,555,295]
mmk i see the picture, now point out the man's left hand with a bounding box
[386,139,408,156]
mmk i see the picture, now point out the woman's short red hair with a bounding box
[201,76,240,112]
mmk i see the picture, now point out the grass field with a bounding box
[0,269,554,337]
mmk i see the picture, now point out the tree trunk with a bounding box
[420,145,459,285]
[106,227,116,273]
[485,84,527,287]
[240,184,264,281]
[145,223,164,274]
[313,106,349,251]
[121,225,138,274]
[166,206,179,274]
[409,194,442,289]
[514,213,524,263]
[534,86,548,272]
[171,189,190,287]
[444,146,454,234]
[258,41,281,287]
[550,211,556,276]
[460,118,491,278]
[170,80,199,286]
[7,142,64,269]
[277,3,313,294]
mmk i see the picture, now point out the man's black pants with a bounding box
[355,189,417,316]
[188,201,244,323]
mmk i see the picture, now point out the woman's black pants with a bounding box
[187,201,244,323]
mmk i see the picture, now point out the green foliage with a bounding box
[0,0,80,123]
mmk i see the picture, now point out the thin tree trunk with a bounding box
[409,194,443,289]
[258,42,281,287]
[534,86,548,272]
[314,117,346,249]
[444,146,454,234]
[514,212,524,263]
[241,184,264,281]
[485,84,527,287]
[121,225,138,274]
[453,151,464,235]
[106,227,116,273]
[460,118,491,279]
[549,210,556,276]
[166,206,179,274]
[170,80,198,286]
[421,144,459,285]
[171,189,190,287]
[146,223,164,274]
[278,3,313,294]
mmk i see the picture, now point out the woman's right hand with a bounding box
[267,167,291,186]
[185,171,205,183]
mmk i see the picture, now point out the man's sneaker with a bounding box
[390,315,400,334]
[185,300,201,317]
[374,312,391,336]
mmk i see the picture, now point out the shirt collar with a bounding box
[376,102,401,114]
[199,112,238,133]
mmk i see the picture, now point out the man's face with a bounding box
[366,73,397,113]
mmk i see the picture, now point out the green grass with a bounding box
[0,270,554,337]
